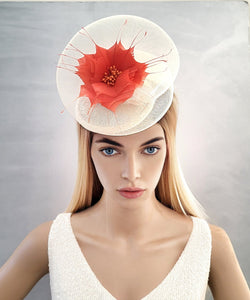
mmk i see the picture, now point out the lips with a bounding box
[118,187,146,199]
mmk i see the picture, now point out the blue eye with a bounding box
[100,146,160,157]
[144,146,160,155]
[100,148,118,156]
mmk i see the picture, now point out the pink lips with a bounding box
[118,187,145,199]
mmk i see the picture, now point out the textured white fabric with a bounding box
[48,212,212,300]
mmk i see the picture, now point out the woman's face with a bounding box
[90,123,167,201]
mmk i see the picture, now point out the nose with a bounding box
[121,153,141,181]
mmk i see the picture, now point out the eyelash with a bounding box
[99,146,161,157]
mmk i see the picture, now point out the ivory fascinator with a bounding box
[56,15,180,136]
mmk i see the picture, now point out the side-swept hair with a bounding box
[65,93,209,221]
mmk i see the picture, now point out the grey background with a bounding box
[0,1,249,299]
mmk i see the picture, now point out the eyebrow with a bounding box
[94,137,164,147]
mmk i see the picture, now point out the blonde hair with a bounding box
[65,93,209,221]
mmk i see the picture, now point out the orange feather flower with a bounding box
[74,41,148,112]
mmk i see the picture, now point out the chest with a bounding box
[74,231,191,300]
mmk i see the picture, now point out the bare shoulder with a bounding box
[29,220,54,271]
[30,219,54,244]
[207,223,250,299]
[2,219,54,274]
[0,219,54,300]
[20,219,54,274]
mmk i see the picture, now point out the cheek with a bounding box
[91,153,119,188]
[145,151,166,187]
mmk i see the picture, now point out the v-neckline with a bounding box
[67,212,196,300]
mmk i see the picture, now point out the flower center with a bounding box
[102,65,122,86]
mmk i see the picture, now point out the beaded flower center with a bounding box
[102,65,122,86]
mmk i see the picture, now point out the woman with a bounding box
[0,15,249,300]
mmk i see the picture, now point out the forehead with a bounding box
[92,123,165,144]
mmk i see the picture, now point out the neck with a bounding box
[94,190,167,245]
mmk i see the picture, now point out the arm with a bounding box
[0,220,53,300]
[208,224,250,300]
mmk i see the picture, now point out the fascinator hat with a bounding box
[56,15,180,136]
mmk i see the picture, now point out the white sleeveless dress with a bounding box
[48,213,212,300]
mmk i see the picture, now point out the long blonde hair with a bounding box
[65,93,209,221]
